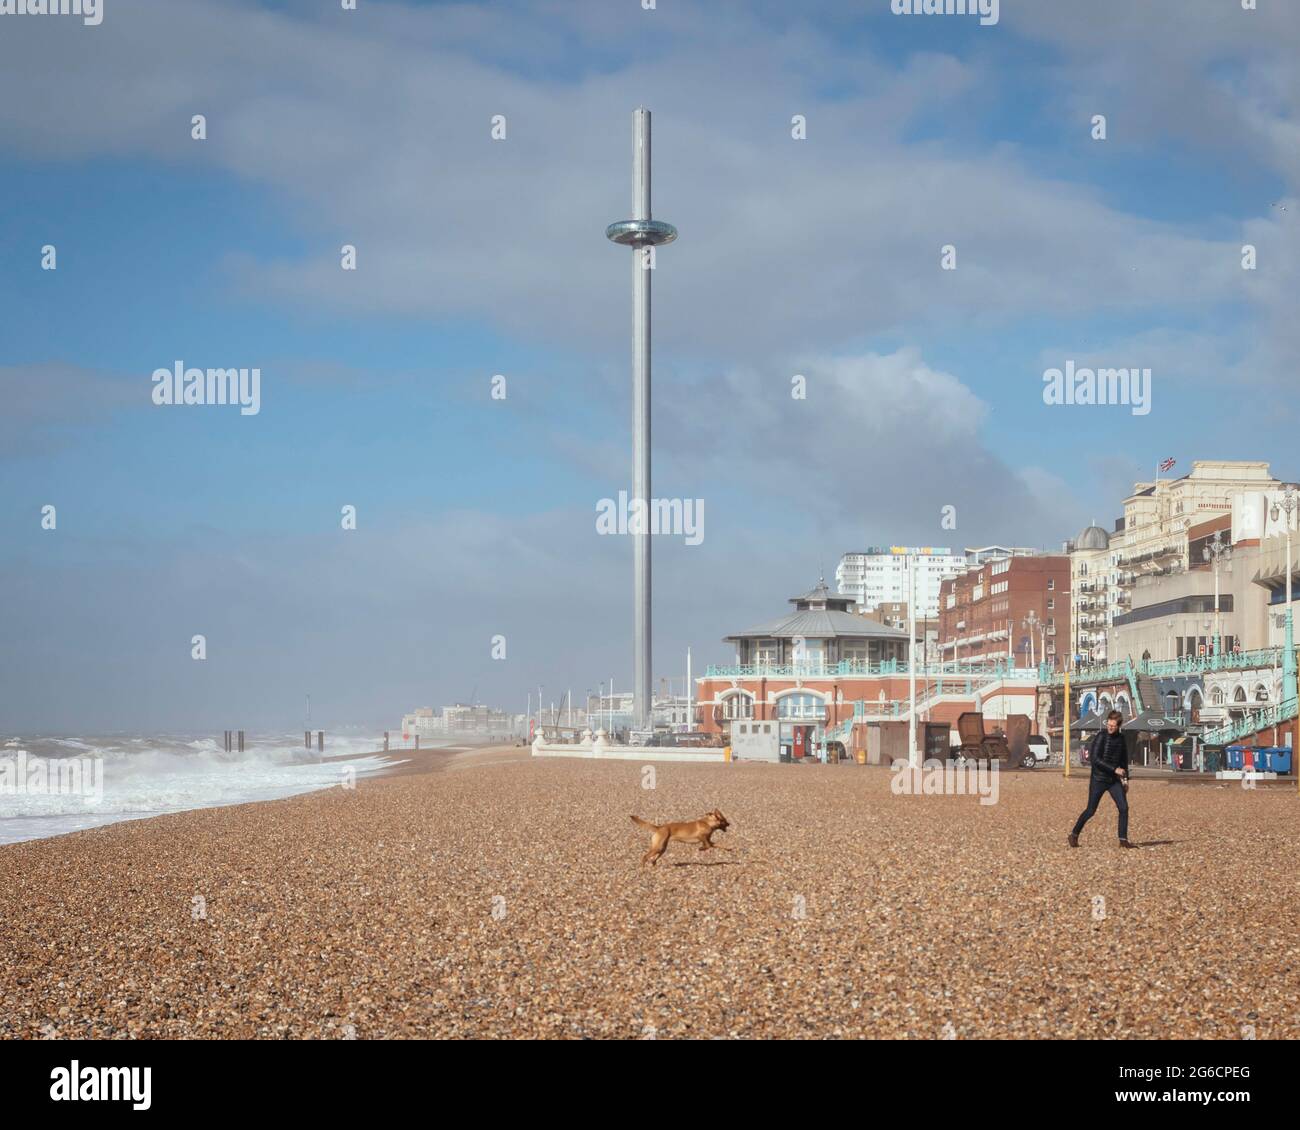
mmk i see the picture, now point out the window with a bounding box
[721,694,754,720]
[841,640,869,662]
[777,693,825,720]
[1047,579,1055,590]
[1047,598,1055,610]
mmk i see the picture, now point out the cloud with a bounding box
[0,0,1264,364]
[0,363,137,458]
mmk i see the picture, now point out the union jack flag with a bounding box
[1159,457,1176,472]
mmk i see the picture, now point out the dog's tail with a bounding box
[630,815,659,830]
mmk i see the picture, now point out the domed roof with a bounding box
[1075,522,1110,550]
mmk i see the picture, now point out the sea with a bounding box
[0,731,421,845]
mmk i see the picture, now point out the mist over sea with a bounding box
[0,732,413,845]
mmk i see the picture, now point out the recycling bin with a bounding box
[1260,747,1292,774]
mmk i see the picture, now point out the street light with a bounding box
[1202,531,1232,658]
[1022,609,1041,669]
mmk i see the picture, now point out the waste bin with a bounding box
[1259,747,1292,773]
[1226,745,1245,770]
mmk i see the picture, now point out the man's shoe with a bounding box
[1119,839,1135,849]
[1067,833,1079,848]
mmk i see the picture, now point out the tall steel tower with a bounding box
[605,108,677,732]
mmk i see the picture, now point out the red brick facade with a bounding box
[938,556,1070,669]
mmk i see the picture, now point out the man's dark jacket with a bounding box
[1088,728,1129,779]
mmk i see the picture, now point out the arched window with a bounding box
[718,692,754,721]
[777,693,826,720]
[1210,686,1224,706]
[1254,683,1270,703]
[1233,685,1248,704]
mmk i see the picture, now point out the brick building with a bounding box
[694,577,1040,755]
[938,555,1070,669]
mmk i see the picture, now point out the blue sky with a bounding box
[2,0,1298,730]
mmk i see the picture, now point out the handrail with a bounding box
[704,659,1039,679]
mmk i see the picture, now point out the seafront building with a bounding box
[400,703,520,741]
[937,555,1069,669]
[694,460,1300,765]
[1048,462,1300,758]
[835,547,968,619]
[1065,461,1287,667]
[694,577,1038,759]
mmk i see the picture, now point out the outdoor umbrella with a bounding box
[1122,708,1185,770]
[1073,710,1107,732]
[1121,709,1185,734]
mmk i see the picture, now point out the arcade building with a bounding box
[697,579,907,756]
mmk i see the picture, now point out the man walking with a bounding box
[1068,709,1134,848]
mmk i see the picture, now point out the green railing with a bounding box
[705,659,1035,679]
[1201,698,1297,745]
[1048,648,1286,687]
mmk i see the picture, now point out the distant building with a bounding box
[695,576,1038,753]
[1066,522,1116,665]
[400,703,519,740]
[858,601,941,664]
[938,555,1069,668]
[964,545,1039,565]
[859,601,910,631]
[1065,461,1291,666]
[836,547,967,619]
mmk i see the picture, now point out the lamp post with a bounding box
[1023,609,1040,670]
[908,553,918,769]
[1064,569,1074,778]
[1202,531,1232,659]
[1270,489,1299,788]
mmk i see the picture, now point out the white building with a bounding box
[1064,461,1291,666]
[965,545,1038,565]
[836,546,968,619]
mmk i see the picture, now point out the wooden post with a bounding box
[384,731,389,751]
[237,730,244,753]
[305,731,311,750]
[317,730,324,753]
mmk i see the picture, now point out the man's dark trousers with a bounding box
[1072,773,1128,839]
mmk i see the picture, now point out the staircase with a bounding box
[1201,698,1297,745]
[1135,673,1159,715]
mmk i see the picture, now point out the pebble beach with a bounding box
[2,749,1297,1039]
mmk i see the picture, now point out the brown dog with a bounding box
[631,809,730,866]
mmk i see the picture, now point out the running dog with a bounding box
[631,809,730,866]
